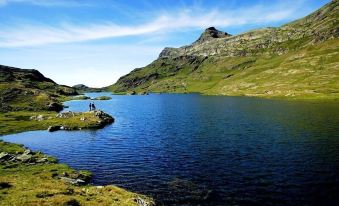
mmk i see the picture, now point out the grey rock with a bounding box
[0,152,10,161]
[23,149,32,155]
[60,177,86,186]
[16,153,32,162]
[135,197,153,206]
[36,115,45,121]
[56,111,75,118]
[36,158,49,163]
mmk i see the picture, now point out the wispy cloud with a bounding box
[0,1,307,48]
[0,0,90,7]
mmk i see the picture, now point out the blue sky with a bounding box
[0,0,331,87]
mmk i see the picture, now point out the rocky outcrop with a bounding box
[45,110,114,132]
[194,27,231,44]
[92,110,115,126]
[0,149,56,165]
[157,2,338,59]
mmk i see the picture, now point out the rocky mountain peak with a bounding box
[194,27,231,44]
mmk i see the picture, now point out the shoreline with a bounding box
[111,91,339,103]
[0,100,155,206]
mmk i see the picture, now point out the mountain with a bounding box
[72,84,103,93]
[0,65,78,112]
[108,1,339,100]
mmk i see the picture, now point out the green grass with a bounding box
[109,39,339,101]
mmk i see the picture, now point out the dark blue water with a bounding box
[2,93,339,206]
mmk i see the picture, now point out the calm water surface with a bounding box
[2,93,339,205]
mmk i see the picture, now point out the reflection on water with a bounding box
[2,93,339,205]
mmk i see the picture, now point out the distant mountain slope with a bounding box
[72,84,103,93]
[108,1,339,100]
[0,65,77,112]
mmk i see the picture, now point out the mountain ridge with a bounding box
[108,1,339,100]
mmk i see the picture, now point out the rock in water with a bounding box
[93,110,114,125]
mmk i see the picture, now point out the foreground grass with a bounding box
[0,141,153,206]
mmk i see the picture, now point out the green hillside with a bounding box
[108,1,339,100]
[0,65,78,112]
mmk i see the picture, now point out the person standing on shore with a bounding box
[92,102,96,111]
[89,103,92,111]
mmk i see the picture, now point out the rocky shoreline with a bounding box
[0,140,154,206]
[44,110,114,132]
[0,102,154,206]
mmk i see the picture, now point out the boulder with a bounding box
[128,91,136,95]
[93,110,114,125]
[135,197,154,206]
[60,177,86,186]
[36,115,45,121]
[56,111,75,118]
[48,102,63,112]
[0,152,10,161]
[48,126,61,132]
[36,158,49,163]
[16,153,32,162]
[23,149,32,155]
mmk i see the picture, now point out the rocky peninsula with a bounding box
[0,65,154,206]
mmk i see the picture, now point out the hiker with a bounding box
[89,103,92,111]
[92,102,96,111]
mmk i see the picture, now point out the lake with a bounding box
[1,93,339,205]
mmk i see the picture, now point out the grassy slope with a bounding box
[0,65,78,112]
[108,1,339,100]
[110,39,339,100]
